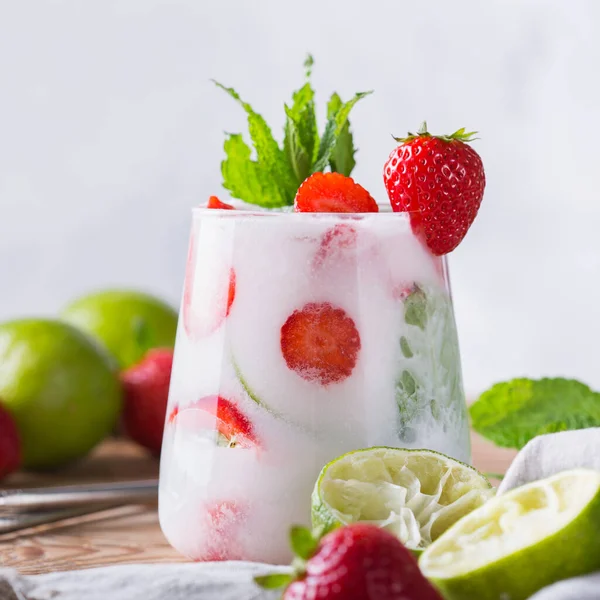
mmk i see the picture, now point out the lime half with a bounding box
[311,447,493,552]
[419,468,600,600]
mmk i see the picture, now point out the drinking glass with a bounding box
[158,207,470,563]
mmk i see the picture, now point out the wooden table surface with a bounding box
[0,434,516,575]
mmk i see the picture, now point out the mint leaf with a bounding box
[311,91,372,173]
[304,54,314,77]
[327,92,356,176]
[396,369,419,426]
[470,378,600,449]
[221,134,272,207]
[284,82,318,185]
[400,336,413,358]
[289,525,318,560]
[404,286,427,330]
[214,81,296,206]
[254,573,293,589]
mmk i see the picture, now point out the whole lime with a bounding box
[0,319,122,470]
[61,290,178,369]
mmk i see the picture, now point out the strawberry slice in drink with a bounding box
[182,231,236,340]
[312,223,358,270]
[194,500,248,561]
[280,302,361,385]
[168,395,260,449]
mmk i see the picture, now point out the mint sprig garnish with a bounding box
[214,82,297,208]
[470,378,600,449]
[214,56,372,208]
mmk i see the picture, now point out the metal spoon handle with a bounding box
[0,479,158,513]
[0,505,118,534]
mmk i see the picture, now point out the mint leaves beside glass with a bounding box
[470,378,600,449]
[213,55,372,208]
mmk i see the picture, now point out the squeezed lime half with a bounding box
[419,468,600,600]
[311,447,493,552]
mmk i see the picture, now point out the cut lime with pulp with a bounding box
[419,468,600,600]
[311,447,493,552]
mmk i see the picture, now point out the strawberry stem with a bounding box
[393,122,479,144]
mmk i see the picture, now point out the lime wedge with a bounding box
[419,469,600,600]
[311,447,493,552]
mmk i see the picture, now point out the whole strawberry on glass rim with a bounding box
[384,122,485,255]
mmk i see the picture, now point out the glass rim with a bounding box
[191,204,411,219]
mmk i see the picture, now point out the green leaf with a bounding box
[327,93,356,176]
[254,573,293,590]
[400,336,413,358]
[290,525,318,560]
[470,378,600,449]
[404,286,427,330]
[396,369,419,426]
[326,92,342,118]
[312,91,372,173]
[214,81,296,206]
[304,54,314,77]
[220,134,268,207]
[284,82,318,185]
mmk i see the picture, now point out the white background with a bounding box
[1,0,599,397]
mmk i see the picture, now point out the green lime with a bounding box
[419,469,600,600]
[311,447,493,552]
[61,290,178,369]
[0,319,122,469]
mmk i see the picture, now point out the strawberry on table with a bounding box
[121,348,173,456]
[206,195,235,210]
[383,123,485,255]
[280,302,360,385]
[295,172,378,213]
[168,395,260,449]
[0,402,21,480]
[256,523,443,600]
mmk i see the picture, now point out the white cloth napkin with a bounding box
[2,428,600,600]
[0,563,284,600]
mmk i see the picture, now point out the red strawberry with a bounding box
[256,524,443,600]
[121,348,173,455]
[182,230,236,339]
[313,223,358,269]
[207,195,235,210]
[168,395,259,449]
[383,123,485,255]
[197,500,247,561]
[295,172,378,213]
[280,302,360,385]
[0,402,21,480]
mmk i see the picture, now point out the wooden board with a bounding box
[0,434,516,575]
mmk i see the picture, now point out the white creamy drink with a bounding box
[158,208,470,563]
